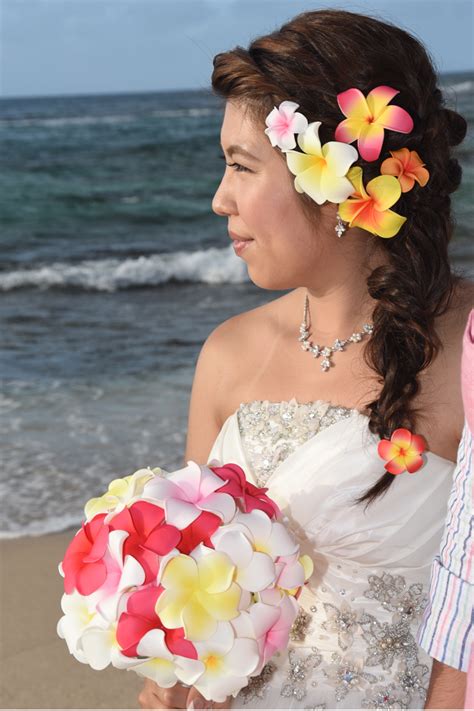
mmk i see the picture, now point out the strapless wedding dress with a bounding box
[206,398,455,709]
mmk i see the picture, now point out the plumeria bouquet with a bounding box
[57,460,313,702]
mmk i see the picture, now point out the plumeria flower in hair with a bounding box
[380,148,430,193]
[335,86,414,162]
[378,428,427,475]
[284,122,359,205]
[264,101,309,151]
[338,166,406,238]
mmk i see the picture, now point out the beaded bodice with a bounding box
[237,398,355,486]
[206,397,455,708]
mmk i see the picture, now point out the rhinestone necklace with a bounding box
[298,293,374,372]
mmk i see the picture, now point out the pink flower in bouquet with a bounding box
[209,462,281,519]
[117,586,197,659]
[62,513,109,595]
[142,461,236,529]
[108,501,181,584]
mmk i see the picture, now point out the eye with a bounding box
[219,153,250,173]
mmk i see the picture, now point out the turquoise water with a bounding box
[0,76,472,537]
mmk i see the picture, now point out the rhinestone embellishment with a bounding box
[299,293,373,372]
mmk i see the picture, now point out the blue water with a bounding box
[1,77,473,537]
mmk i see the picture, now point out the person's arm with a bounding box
[424,659,467,709]
[138,324,232,710]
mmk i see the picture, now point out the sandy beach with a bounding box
[0,530,143,709]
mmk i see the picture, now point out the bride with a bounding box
[139,9,472,710]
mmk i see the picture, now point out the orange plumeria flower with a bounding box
[378,428,427,475]
[338,166,406,238]
[380,148,430,193]
[335,86,414,162]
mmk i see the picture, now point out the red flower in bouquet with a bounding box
[210,462,281,519]
[109,501,181,583]
[117,585,198,659]
[62,513,109,595]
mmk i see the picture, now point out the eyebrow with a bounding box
[222,144,260,161]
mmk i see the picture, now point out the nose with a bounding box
[211,173,237,217]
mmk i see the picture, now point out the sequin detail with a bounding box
[290,607,314,642]
[237,398,354,486]
[323,652,378,702]
[359,613,419,671]
[236,662,277,705]
[280,647,323,701]
[363,573,428,623]
[321,600,359,651]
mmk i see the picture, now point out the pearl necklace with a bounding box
[298,293,374,372]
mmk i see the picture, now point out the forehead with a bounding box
[220,101,270,157]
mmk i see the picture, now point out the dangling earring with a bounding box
[335,214,348,238]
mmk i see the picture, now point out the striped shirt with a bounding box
[417,419,473,671]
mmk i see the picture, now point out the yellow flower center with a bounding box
[204,653,224,672]
[254,541,269,554]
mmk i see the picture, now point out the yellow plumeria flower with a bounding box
[284,122,359,205]
[84,468,156,520]
[338,166,406,238]
[155,552,242,641]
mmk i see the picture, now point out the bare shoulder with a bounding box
[202,290,293,420]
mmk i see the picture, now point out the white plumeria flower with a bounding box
[226,509,299,559]
[264,100,309,151]
[285,121,359,204]
[177,621,260,703]
[125,628,203,688]
[211,528,276,592]
[57,590,107,663]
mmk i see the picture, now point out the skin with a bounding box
[139,100,471,709]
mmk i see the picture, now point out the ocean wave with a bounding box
[0,246,249,291]
[0,107,220,128]
[441,79,474,94]
[0,512,83,539]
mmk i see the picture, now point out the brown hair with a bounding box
[211,9,467,505]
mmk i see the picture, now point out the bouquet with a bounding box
[57,459,313,702]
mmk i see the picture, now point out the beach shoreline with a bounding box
[0,530,143,709]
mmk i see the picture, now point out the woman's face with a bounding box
[211,100,344,291]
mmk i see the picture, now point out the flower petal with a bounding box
[296,122,323,156]
[378,439,398,461]
[369,206,407,239]
[410,434,427,454]
[323,142,359,177]
[237,552,276,592]
[405,453,424,473]
[337,88,370,119]
[285,150,319,177]
[161,554,197,591]
[197,551,236,594]
[366,175,402,212]
[358,122,385,162]
[385,455,407,475]
[334,117,364,144]
[366,85,400,119]
[182,597,217,641]
[196,584,242,623]
[391,428,413,450]
[377,104,414,134]
[294,165,326,205]
[320,170,357,204]
[224,638,260,676]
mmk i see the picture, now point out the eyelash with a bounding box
[219,154,250,173]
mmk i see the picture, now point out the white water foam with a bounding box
[0,107,220,128]
[0,246,249,291]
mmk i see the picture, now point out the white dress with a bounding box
[206,398,455,710]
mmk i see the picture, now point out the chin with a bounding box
[247,269,298,292]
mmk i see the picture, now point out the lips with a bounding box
[229,231,253,242]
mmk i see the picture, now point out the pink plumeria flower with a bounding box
[264,100,309,151]
[142,460,236,529]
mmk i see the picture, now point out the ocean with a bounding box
[1,74,473,538]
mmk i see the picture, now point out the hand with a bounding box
[138,678,231,709]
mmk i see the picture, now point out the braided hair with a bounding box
[211,9,467,504]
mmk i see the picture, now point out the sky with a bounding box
[1,0,473,98]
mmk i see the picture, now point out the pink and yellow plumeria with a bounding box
[335,86,414,162]
[263,88,429,240]
[57,460,312,703]
[378,427,427,474]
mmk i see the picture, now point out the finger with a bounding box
[186,688,212,709]
[157,681,190,709]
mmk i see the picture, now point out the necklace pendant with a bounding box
[321,357,331,372]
